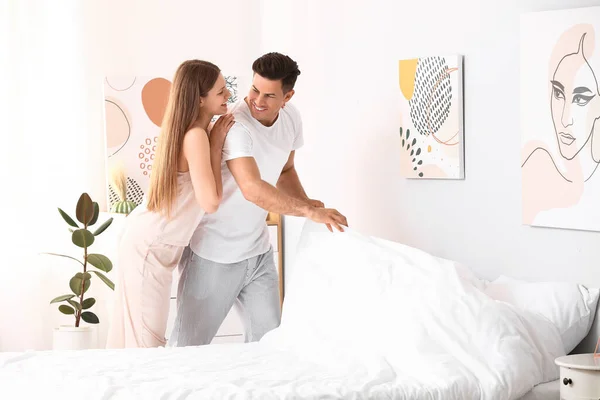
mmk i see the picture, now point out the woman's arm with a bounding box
[183,115,234,213]
[183,128,220,213]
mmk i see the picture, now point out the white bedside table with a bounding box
[555,354,600,399]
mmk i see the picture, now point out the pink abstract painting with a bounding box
[103,75,238,209]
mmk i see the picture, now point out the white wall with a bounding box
[267,0,600,290]
[0,0,98,353]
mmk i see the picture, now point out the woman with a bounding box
[106,60,234,348]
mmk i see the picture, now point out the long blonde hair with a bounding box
[147,60,220,217]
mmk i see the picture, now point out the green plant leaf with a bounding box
[82,298,96,310]
[75,272,92,281]
[87,254,112,272]
[50,294,75,304]
[69,276,82,295]
[58,305,75,315]
[91,270,114,290]
[72,229,95,248]
[93,218,113,236]
[81,311,99,324]
[40,253,84,267]
[69,275,91,296]
[89,202,100,226]
[76,193,94,225]
[58,208,79,228]
[67,299,82,311]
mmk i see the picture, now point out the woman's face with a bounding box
[202,73,231,116]
[551,42,600,160]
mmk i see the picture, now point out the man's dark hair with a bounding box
[252,52,301,93]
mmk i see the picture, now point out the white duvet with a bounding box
[0,222,564,399]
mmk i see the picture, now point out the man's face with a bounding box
[247,73,294,126]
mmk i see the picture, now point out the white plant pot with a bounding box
[52,326,95,350]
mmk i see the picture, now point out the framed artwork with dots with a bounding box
[103,75,238,209]
[398,55,464,179]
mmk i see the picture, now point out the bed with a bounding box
[1,221,598,400]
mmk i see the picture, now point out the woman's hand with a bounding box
[209,114,235,148]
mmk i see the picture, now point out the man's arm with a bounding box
[276,151,309,201]
[228,156,311,216]
[227,157,347,231]
[276,151,325,208]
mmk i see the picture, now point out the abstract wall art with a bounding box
[398,55,464,179]
[103,74,238,209]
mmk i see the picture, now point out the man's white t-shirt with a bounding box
[189,99,304,263]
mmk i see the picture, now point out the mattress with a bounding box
[0,343,461,400]
[0,342,560,400]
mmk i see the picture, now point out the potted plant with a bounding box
[109,164,137,215]
[44,193,115,350]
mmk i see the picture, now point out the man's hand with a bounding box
[307,207,348,232]
[306,199,324,208]
[305,199,335,231]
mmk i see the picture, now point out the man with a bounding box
[168,52,348,347]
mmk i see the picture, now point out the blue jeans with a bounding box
[167,246,281,347]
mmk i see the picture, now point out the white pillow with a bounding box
[484,275,599,353]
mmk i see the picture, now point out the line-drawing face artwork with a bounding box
[521,14,600,232]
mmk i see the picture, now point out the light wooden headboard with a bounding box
[571,301,600,354]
